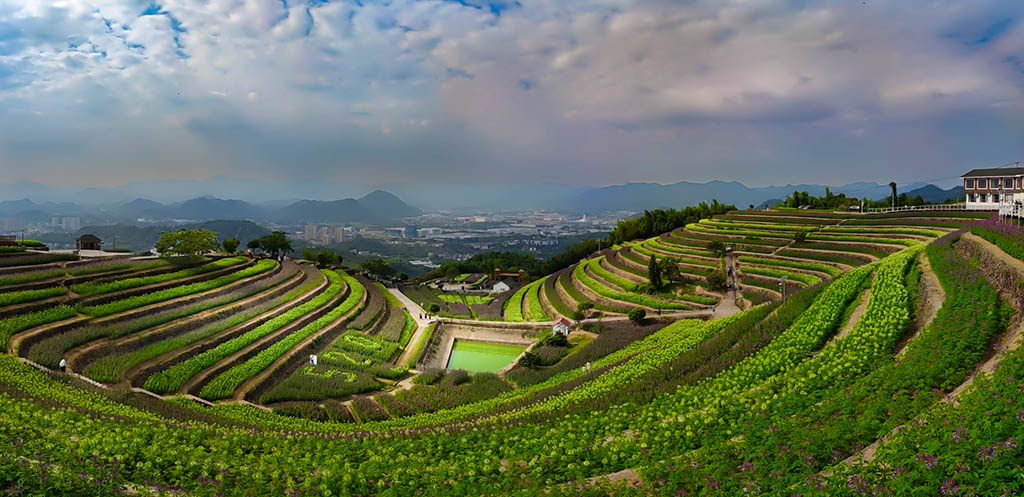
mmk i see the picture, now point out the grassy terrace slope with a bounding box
[0,209,1020,497]
[509,209,958,319]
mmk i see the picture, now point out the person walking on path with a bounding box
[58,358,67,372]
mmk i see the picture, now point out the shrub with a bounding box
[628,307,646,324]
[706,271,727,291]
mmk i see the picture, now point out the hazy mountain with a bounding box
[277,199,367,223]
[356,190,421,219]
[904,185,964,203]
[171,197,265,221]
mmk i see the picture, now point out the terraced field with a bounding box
[3,209,1023,496]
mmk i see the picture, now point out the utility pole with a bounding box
[779,275,788,302]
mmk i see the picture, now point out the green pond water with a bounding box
[446,340,526,373]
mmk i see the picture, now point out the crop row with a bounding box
[71,257,242,296]
[503,281,533,321]
[737,255,842,277]
[699,218,819,232]
[806,233,918,246]
[969,222,1024,261]
[739,265,820,285]
[25,265,296,369]
[143,269,343,394]
[336,331,400,362]
[0,259,170,288]
[524,276,550,321]
[645,238,717,258]
[0,305,77,350]
[198,271,366,400]
[633,248,918,463]
[77,260,275,317]
[686,222,796,239]
[83,277,320,384]
[575,259,690,310]
[820,225,943,237]
[673,229,789,246]
[0,286,68,308]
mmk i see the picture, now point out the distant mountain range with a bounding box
[0,177,966,217]
[0,190,420,225]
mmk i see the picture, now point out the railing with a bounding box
[865,203,968,214]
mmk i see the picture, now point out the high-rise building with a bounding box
[62,216,80,231]
[335,226,345,243]
[404,225,417,239]
[319,226,331,244]
[304,224,317,242]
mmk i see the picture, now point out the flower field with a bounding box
[0,209,1022,495]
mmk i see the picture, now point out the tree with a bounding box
[303,249,316,262]
[428,303,441,314]
[706,271,727,291]
[246,239,261,251]
[154,229,218,258]
[315,250,340,267]
[889,182,898,209]
[254,231,292,258]
[444,265,461,281]
[628,307,646,324]
[648,255,663,289]
[794,231,807,243]
[661,257,683,284]
[221,238,239,254]
[363,258,396,280]
[706,240,726,257]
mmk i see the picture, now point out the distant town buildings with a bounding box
[50,216,80,231]
[302,224,353,245]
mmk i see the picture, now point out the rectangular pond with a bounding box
[446,339,526,373]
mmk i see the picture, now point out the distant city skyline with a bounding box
[1,1,1022,188]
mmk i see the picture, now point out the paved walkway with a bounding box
[390,288,435,366]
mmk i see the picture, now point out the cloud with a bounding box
[0,0,1021,189]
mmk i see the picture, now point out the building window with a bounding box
[994,194,1000,203]
[978,178,988,189]
[966,179,975,189]
[1004,178,1013,189]
[969,193,977,202]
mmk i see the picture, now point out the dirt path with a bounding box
[942,232,1024,405]
[833,233,1014,469]
[894,251,944,359]
[829,287,870,346]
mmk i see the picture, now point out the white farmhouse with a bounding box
[553,317,572,336]
[491,281,511,293]
[962,166,1024,213]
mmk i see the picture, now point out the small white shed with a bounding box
[553,317,572,336]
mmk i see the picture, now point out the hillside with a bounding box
[2,207,1023,496]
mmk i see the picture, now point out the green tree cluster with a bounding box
[362,258,396,280]
[246,231,292,258]
[154,229,219,258]
[302,249,342,267]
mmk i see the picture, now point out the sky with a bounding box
[1,0,1023,190]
